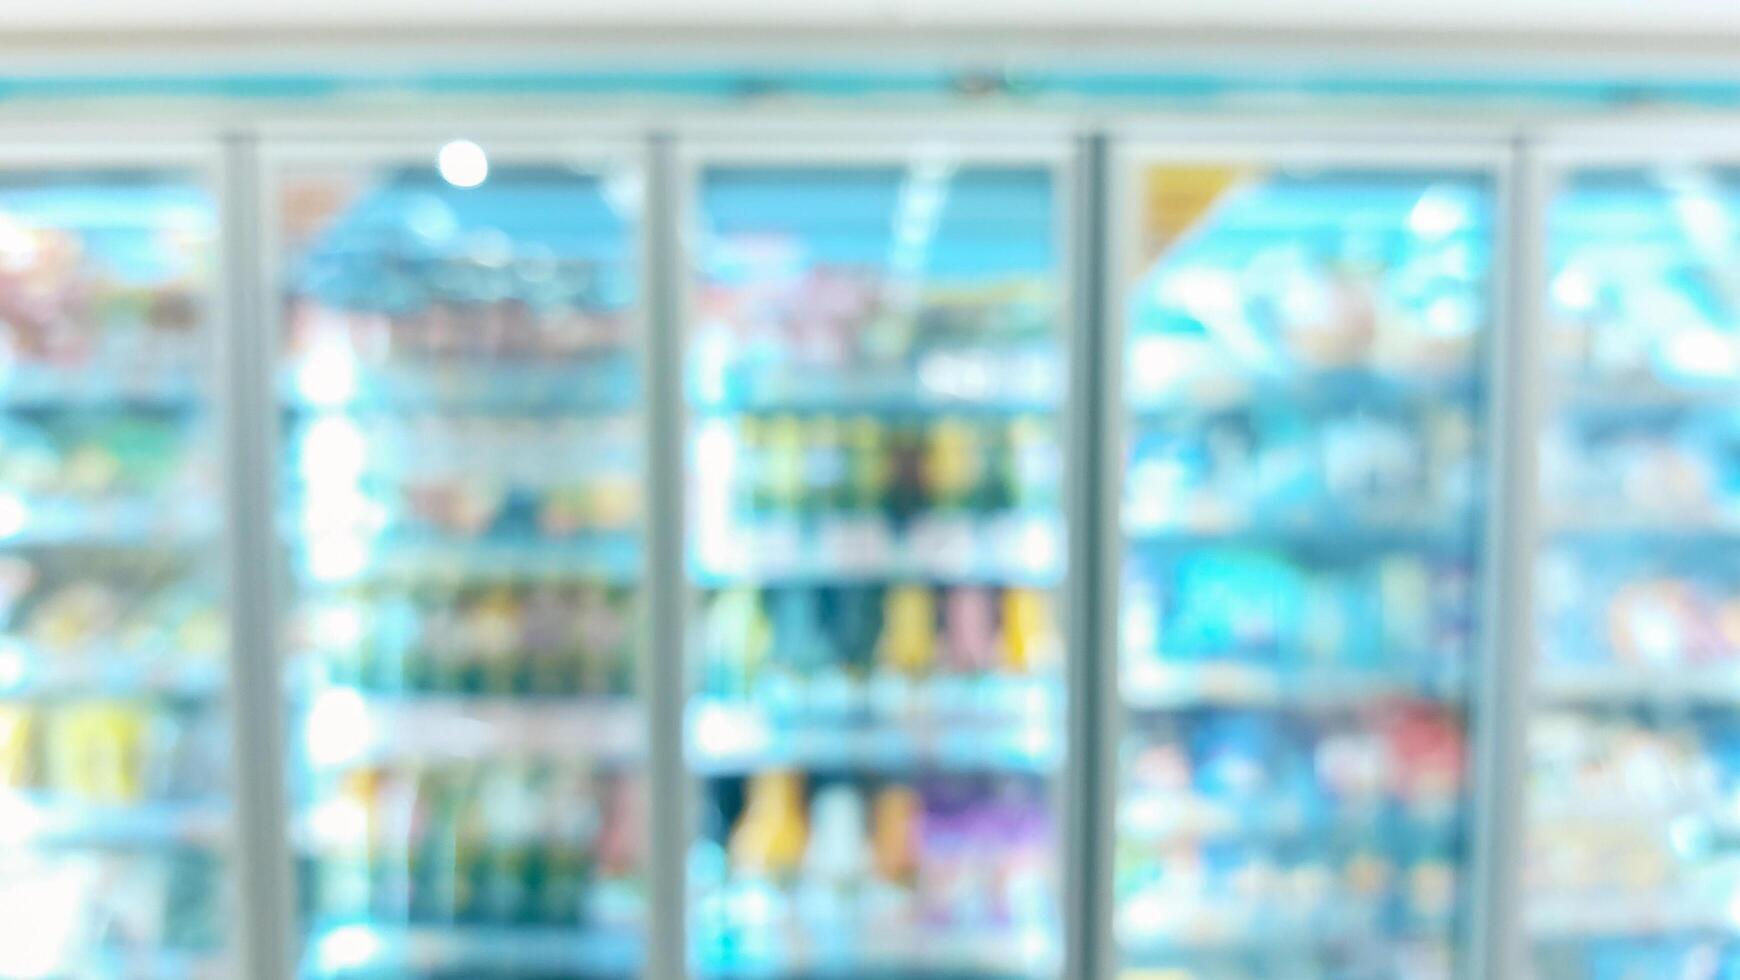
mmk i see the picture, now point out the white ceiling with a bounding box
[10,0,1740,35]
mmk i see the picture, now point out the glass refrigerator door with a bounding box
[0,168,230,976]
[273,147,647,978]
[1112,155,1496,979]
[1528,162,1740,977]
[682,151,1069,977]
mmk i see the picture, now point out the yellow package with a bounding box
[48,702,145,804]
[0,707,35,790]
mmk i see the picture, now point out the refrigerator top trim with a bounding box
[0,137,223,174]
[250,108,1085,145]
[15,103,1740,159]
[255,133,648,171]
[1,95,1740,149]
[1531,120,1740,166]
[1106,115,1523,145]
[1113,137,1513,170]
[674,133,1076,167]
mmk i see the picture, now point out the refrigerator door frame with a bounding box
[671,128,1082,980]
[1066,130,1115,980]
[222,131,296,980]
[1483,135,1541,980]
[251,130,661,979]
[1103,135,1522,980]
[642,129,687,980]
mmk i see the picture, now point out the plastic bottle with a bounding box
[769,587,833,680]
[521,583,572,696]
[871,784,921,886]
[574,587,629,697]
[803,417,845,518]
[803,783,869,888]
[764,416,807,515]
[924,418,982,512]
[729,771,808,880]
[878,586,937,679]
[1000,589,1057,674]
[943,587,999,674]
[843,417,891,514]
[703,589,770,699]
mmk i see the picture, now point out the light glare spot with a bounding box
[438,140,489,189]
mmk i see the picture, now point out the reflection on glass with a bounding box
[1114,162,1493,979]
[683,160,1067,977]
[0,171,229,976]
[275,157,646,978]
[1529,166,1740,978]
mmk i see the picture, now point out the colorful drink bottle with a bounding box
[703,588,770,698]
[804,783,869,887]
[872,784,920,885]
[803,417,845,515]
[575,587,630,696]
[843,417,891,512]
[829,586,882,676]
[1001,588,1057,673]
[924,418,981,511]
[886,426,927,523]
[770,586,834,676]
[763,416,807,514]
[879,585,937,678]
[595,773,644,879]
[730,770,809,879]
[520,584,571,695]
[944,587,998,673]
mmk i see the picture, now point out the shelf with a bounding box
[1529,794,1727,825]
[1529,892,1732,940]
[281,354,638,415]
[0,795,229,849]
[1122,662,1464,711]
[1124,519,1473,555]
[291,531,641,585]
[694,675,1057,722]
[1127,369,1477,418]
[688,349,1060,418]
[305,923,641,977]
[1534,664,1740,705]
[1118,903,1453,959]
[692,516,1061,587]
[1552,378,1740,420]
[691,386,1059,420]
[0,496,218,548]
[687,692,1060,776]
[694,925,1054,979]
[73,947,228,980]
[299,693,643,769]
[0,367,205,412]
[0,654,224,701]
[1118,793,1458,843]
[1543,517,1740,545]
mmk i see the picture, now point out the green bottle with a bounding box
[412,768,458,922]
[764,415,807,514]
[843,416,891,513]
[803,416,845,517]
[452,766,489,922]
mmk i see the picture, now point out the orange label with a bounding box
[1142,164,1251,262]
